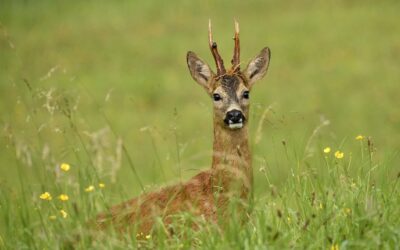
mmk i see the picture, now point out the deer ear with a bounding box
[243,47,271,88]
[187,51,215,92]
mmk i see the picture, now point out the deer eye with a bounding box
[243,91,250,99]
[213,93,222,101]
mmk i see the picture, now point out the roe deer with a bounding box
[96,20,271,235]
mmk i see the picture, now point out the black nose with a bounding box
[224,109,245,124]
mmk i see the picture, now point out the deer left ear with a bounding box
[243,47,271,88]
[187,51,215,92]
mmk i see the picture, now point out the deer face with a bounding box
[211,75,249,129]
[187,47,271,130]
[187,21,270,130]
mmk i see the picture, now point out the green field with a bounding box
[1,0,399,249]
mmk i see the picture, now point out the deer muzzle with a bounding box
[224,109,245,129]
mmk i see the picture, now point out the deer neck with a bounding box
[211,117,252,195]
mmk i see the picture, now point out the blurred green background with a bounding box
[1,0,399,198]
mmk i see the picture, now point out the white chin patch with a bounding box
[228,123,243,129]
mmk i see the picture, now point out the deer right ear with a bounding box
[187,51,215,92]
[243,47,271,88]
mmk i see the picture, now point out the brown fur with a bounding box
[95,114,252,235]
[95,21,271,236]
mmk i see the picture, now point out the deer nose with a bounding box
[224,109,245,125]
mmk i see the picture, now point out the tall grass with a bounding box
[0,75,399,249]
[1,0,399,249]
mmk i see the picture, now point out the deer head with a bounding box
[187,20,271,130]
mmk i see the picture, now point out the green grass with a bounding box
[0,0,399,248]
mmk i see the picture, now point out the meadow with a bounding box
[0,0,399,249]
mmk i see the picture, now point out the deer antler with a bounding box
[231,20,240,72]
[208,19,226,76]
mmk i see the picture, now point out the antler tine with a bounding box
[208,19,226,76]
[232,19,240,71]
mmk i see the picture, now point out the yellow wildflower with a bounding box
[39,192,52,201]
[145,234,151,240]
[331,243,339,250]
[58,194,69,201]
[323,147,331,153]
[98,183,105,188]
[287,217,291,223]
[344,208,351,215]
[355,135,364,140]
[85,185,95,192]
[334,151,344,159]
[60,163,70,172]
[60,209,68,219]
[49,215,57,220]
